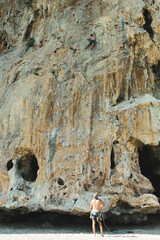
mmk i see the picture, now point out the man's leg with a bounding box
[91,42,94,50]
[85,43,91,49]
[98,221,104,237]
[92,219,96,236]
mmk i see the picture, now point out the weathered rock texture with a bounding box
[0,0,160,223]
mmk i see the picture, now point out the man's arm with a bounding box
[90,200,93,210]
[100,200,105,207]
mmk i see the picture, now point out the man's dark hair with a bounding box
[94,193,98,199]
[90,34,93,36]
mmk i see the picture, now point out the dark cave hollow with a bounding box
[138,143,160,198]
[17,154,39,182]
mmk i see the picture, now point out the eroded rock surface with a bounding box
[0,0,160,223]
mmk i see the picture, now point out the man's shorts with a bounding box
[91,211,103,222]
[90,39,96,44]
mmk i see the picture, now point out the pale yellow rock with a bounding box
[0,0,160,223]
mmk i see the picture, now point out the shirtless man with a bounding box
[90,193,105,237]
[85,33,96,50]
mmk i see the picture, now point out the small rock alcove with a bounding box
[17,154,39,182]
[111,147,116,169]
[57,177,64,185]
[143,9,154,40]
[7,160,13,171]
[152,60,160,99]
[23,23,33,41]
[138,143,160,197]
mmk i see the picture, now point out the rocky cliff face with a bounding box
[0,0,160,223]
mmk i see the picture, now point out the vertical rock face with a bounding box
[0,0,160,222]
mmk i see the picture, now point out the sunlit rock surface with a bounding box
[0,0,160,223]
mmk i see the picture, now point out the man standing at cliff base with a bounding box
[90,193,105,237]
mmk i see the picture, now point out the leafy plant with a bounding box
[26,37,35,49]
[51,69,55,75]
[70,47,77,53]
[33,72,39,76]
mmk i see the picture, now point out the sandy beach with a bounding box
[0,220,160,240]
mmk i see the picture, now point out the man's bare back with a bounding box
[90,198,105,212]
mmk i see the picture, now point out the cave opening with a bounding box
[0,209,91,226]
[17,154,39,182]
[143,9,154,40]
[138,143,160,197]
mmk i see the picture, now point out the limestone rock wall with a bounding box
[0,0,160,222]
